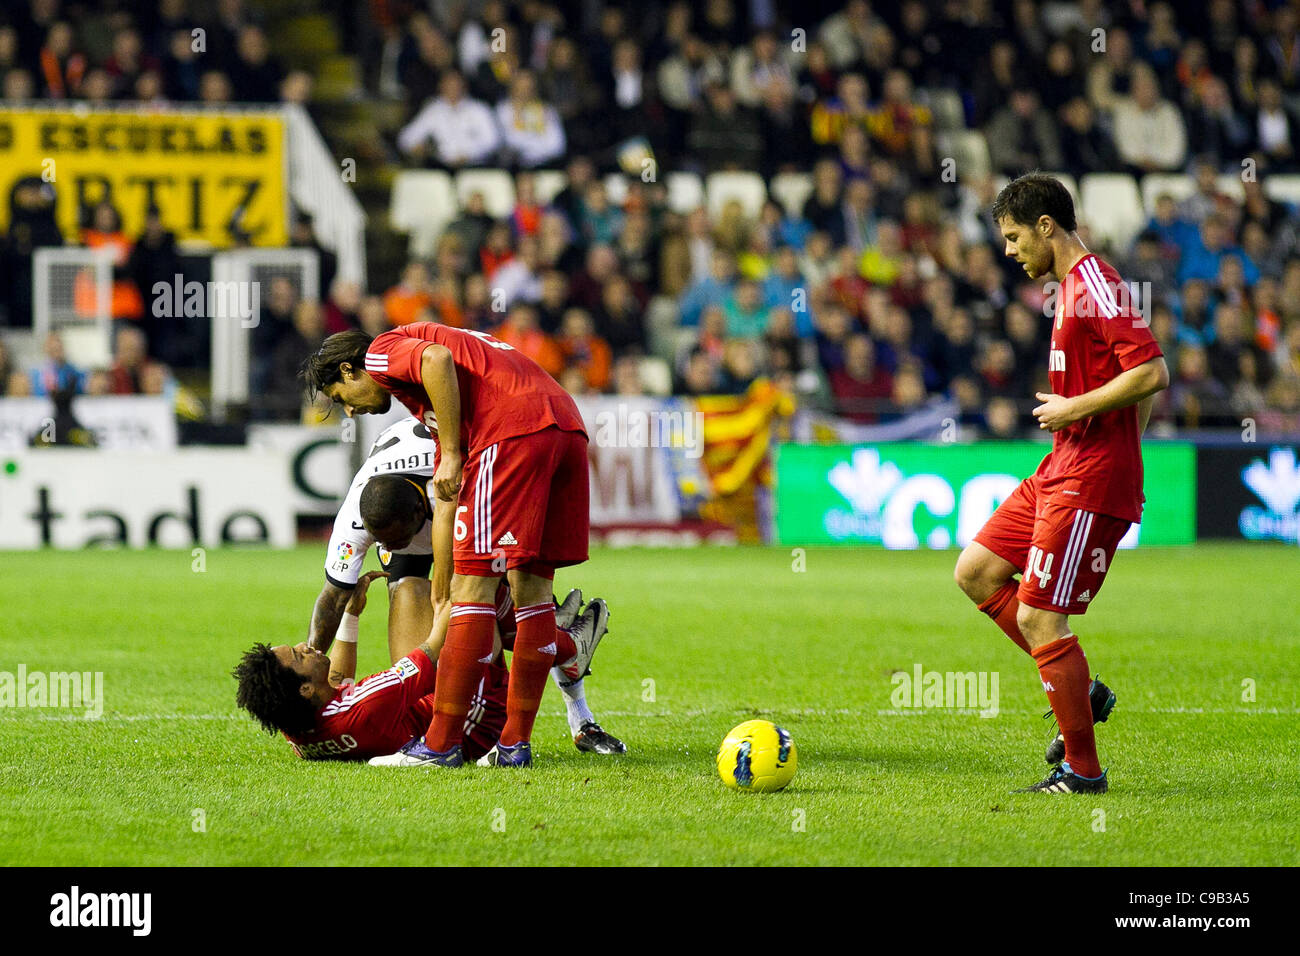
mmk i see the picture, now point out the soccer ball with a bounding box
[716,719,797,792]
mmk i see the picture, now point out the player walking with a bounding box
[304,321,591,768]
[954,174,1169,794]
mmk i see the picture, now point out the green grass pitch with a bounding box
[1,543,1296,866]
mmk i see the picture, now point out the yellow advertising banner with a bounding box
[0,107,288,247]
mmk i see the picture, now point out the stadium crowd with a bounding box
[2,0,1300,434]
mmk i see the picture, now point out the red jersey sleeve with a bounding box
[1081,260,1164,371]
[366,329,433,390]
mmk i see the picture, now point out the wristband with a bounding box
[334,612,360,644]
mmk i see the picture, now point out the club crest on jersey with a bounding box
[392,657,420,681]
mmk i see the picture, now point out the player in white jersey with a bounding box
[306,418,626,754]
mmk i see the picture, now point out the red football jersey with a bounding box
[363,322,586,454]
[284,649,505,761]
[1034,253,1163,523]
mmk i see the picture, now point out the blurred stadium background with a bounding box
[1,0,1298,552]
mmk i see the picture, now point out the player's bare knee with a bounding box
[954,548,994,601]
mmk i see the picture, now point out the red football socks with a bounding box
[1032,634,1103,778]
[425,602,496,752]
[501,602,559,746]
[978,580,1032,655]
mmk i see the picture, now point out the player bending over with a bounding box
[954,173,1169,794]
[305,418,623,754]
[304,321,592,768]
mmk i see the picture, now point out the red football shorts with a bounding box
[974,474,1130,615]
[453,426,590,577]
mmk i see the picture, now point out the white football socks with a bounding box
[550,669,595,735]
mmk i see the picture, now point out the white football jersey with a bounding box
[324,419,439,587]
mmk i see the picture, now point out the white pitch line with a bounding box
[8,706,1300,723]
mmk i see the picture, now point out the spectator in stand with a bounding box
[1169,343,1230,426]
[677,346,719,396]
[28,333,85,396]
[866,69,934,173]
[163,27,201,100]
[1253,79,1299,172]
[397,69,501,169]
[1113,63,1189,174]
[576,179,624,246]
[233,25,282,103]
[1057,97,1121,178]
[127,206,181,361]
[107,326,169,396]
[80,201,142,320]
[830,334,893,423]
[478,221,515,279]
[556,307,613,391]
[492,234,544,308]
[198,69,232,104]
[322,279,362,335]
[383,262,434,327]
[358,295,391,337]
[593,274,645,353]
[612,354,646,396]
[811,73,872,148]
[679,250,736,327]
[493,303,563,377]
[496,70,566,169]
[723,278,768,338]
[1186,75,1251,171]
[1086,25,1136,113]
[986,88,1063,177]
[444,191,493,260]
[718,338,761,395]
[266,300,324,419]
[38,21,85,98]
[687,80,763,174]
[1178,213,1260,286]
[511,173,545,239]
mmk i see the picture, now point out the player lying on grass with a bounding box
[954,172,1169,794]
[303,322,592,769]
[305,418,624,754]
[232,570,612,762]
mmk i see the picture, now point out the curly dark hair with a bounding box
[232,642,318,736]
[359,474,426,531]
[990,172,1078,232]
[299,329,373,399]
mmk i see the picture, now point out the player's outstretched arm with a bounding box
[308,582,352,653]
[328,571,388,686]
[420,345,463,501]
[1033,357,1170,432]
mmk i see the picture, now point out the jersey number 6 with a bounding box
[454,505,469,542]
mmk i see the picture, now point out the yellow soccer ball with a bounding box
[716,719,797,792]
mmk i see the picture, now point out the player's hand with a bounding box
[432,452,463,501]
[345,570,389,616]
[1032,392,1079,432]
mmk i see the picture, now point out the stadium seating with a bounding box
[705,171,768,220]
[1140,173,1195,215]
[454,169,516,219]
[769,172,815,220]
[389,170,456,257]
[604,173,629,207]
[666,171,705,214]
[1264,174,1300,206]
[949,130,993,182]
[532,170,568,205]
[1080,173,1145,252]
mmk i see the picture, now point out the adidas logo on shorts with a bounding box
[1076,589,1092,603]
[496,531,518,546]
